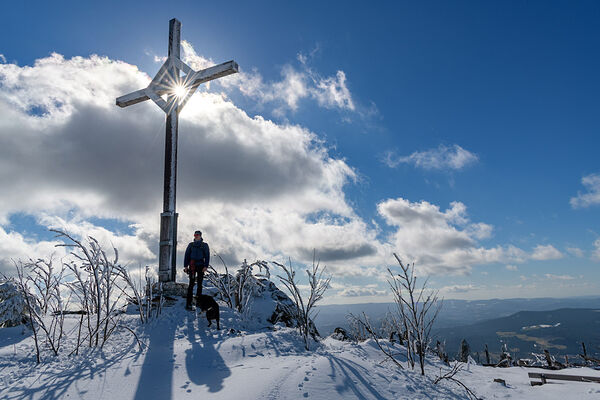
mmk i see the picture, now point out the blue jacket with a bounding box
[184,239,210,269]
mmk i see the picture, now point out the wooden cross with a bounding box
[116,18,238,282]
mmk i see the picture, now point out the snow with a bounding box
[2,298,600,399]
[522,323,561,331]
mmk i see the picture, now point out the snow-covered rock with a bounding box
[206,275,319,336]
[0,280,30,328]
[330,327,350,341]
[254,279,319,336]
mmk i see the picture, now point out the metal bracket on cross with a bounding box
[116,56,238,114]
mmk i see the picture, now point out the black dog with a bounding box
[196,294,220,330]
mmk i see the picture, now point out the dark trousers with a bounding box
[186,269,204,306]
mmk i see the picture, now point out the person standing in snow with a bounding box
[183,230,210,310]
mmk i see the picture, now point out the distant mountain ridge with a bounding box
[315,296,600,335]
[433,308,600,360]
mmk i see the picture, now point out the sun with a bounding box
[174,84,188,99]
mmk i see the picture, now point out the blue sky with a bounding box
[0,1,599,303]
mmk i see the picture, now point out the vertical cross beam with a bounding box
[116,18,238,284]
[159,18,181,282]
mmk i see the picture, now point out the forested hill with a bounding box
[433,308,600,361]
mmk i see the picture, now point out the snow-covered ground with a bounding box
[1,298,600,400]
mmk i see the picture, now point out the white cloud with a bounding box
[570,173,600,208]
[383,144,478,171]
[0,227,67,273]
[544,274,575,281]
[0,51,375,278]
[181,41,354,114]
[506,264,518,271]
[312,70,354,111]
[531,244,564,260]
[39,215,156,264]
[377,198,530,275]
[438,284,479,294]
[0,54,6,64]
[0,49,567,284]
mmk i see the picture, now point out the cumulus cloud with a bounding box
[181,41,354,115]
[0,54,6,64]
[570,173,600,208]
[0,48,561,282]
[0,51,374,277]
[0,226,67,270]
[383,144,478,171]
[39,215,156,264]
[531,244,564,260]
[377,197,529,275]
[506,264,518,271]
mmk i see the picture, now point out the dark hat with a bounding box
[194,230,202,236]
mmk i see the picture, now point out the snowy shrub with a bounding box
[235,259,268,313]
[273,254,330,351]
[351,254,442,375]
[120,265,162,323]
[10,230,154,361]
[387,254,442,375]
[205,253,235,309]
[0,279,31,327]
[207,257,271,314]
[13,257,67,360]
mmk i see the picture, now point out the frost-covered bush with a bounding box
[207,258,271,314]
[0,280,31,327]
[274,255,330,351]
[8,230,154,362]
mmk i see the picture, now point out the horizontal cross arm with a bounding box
[191,60,239,86]
[116,89,149,108]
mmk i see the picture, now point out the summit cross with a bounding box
[116,18,238,282]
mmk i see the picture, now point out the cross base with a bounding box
[159,211,178,282]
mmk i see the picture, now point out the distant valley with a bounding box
[314,296,600,360]
[434,308,600,361]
